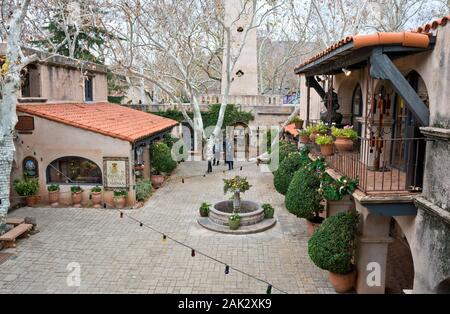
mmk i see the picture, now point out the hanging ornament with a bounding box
[182,178,185,183]
[266,285,272,294]
[191,249,196,257]
[140,222,143,227]
[120,212,123,218]
[162,234,167,242]
[225,265,230,275]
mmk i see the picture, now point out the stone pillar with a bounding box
[354,201,394,294]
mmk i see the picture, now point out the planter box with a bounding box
[327,195,355,217]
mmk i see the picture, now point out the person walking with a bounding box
[226,139,234,170]
[214,138,221,166]
[206,140,213,173]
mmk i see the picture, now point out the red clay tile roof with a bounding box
[296,14,450,71]
[284,123,299,137]
[17,102,178,142]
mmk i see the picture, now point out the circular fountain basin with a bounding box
[198,200,277,235]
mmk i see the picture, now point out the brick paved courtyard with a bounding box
[0,161,334,294]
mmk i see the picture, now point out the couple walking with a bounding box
[207,137,234,173]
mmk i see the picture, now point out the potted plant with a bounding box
[298,129,310,144]
[262,204,275,219]
[309,122,328,142]
[285,158,326,236]
[151,142,177,188]
[228,213,241,230]
[199,202,211,217]
[273,149,309,196]
[316,135,334,156]
[47,183,60,207]
[332,126,357,152]
[223,176,252,212]
[71,186,83,208]
[308,211,359,293]
[290,116,304,129]
[14,178,39,207]
[90,186,102,208]
[113,190,128,209]
[322,175,358,217]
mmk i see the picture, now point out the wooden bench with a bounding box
[6,218,25,227]
[0,224,33,249]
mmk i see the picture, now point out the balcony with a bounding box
[311,137,426,195]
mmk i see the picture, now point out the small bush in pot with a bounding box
[14,178,39,207]
[47,183,60,207]
[290,116,304,129]
[223,176,251,212]
[228,213,241,230]
[136,179,152,202]
[299,129,311,144]
[71,185,84,208]
[113,189,127,209]
[316,135,334,156]
[270,140,298,174]
[332,126,358,152]
[262,204,275,219]
[199,202,211,217]
[151,141,177,174]
[90,186,102,208]
[308,211,359,293]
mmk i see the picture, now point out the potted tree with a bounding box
[151,142,177,189]
[316,135,334,156]
[14,178,39,207]
[322,175,358,217]
[199,202,211,217]
[47,184,60,207]
[90,186,102,208]
[298,129,311,144]
[285,158,326,236]
[223,176,251,230]
[71,186,83,208]
[113,190,128,209]
[274,149,309,196]
[228,213,241,230]
[262,203,275,219]
[308,211,359,293]
[290,116,304,129]
[332,126,358,152]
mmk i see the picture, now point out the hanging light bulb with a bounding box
[140,222,143,227]
[191,249,196,257]
[225,265,230,274]
[120,212,123,218]
[266,285,272,294]
[162,234,167,242]
[342,68,352,77]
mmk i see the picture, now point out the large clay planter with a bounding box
[113,196,127,209]
[25,196,39,207]
[328,267,357,293]
[335,137,354,152]
[91,192,102,208]
[299,135,310,144]
[320,144,334,156]
[295,120,304,130]
[71,192,83,208]
[151,175,165,189]
[306,217,324,236]
[327,195,354,218]
[48,190,60,207]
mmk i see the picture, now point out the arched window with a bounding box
[46,156,102,184]
[351,84,363,136]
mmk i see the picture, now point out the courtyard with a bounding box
[0,161,335,294]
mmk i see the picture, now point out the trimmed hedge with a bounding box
[269,140,298,174]
[136,179,152,201]
[151,142,177,174]
[308,211,359,274]
[273,148,310,195]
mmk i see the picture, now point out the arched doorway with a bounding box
[46,156,102,184]
[351,84,363,137]
[233,122,250,161]
[385,219,415,294]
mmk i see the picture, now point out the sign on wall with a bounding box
[103,157,129,190]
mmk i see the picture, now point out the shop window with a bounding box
[23,156,38,178]
[46,156,102,184]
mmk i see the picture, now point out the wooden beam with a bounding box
[370,50,429,126]
[306,76,326,99]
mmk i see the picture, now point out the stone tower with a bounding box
[221,0,258,96]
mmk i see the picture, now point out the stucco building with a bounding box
[1,44,177,207]
[294,15,450,294]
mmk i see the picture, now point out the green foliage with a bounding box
[315,135,334,145]
[332,126,358,141]
[113,190,128,197]
[202,104,254,128]
[274,150,309,195]
[223,176,251,195]
[308,211,359,274]
[285,157,326,220]
[136,179,152,201]
[229,213,241,221]
[309,121,329,134]
[71,186,83,193]
[299,129,311,137]
[262,204,275,219]
[14,178,39,196]
[163,133,178,149]
[151,142,177,174]
[154,109,187,122]
[322,175,358,201]
[199,202,211,214]
[290,116,302,123]
[47,184,60,192]
[91,186,102,193]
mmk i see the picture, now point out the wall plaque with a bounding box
[103,157,129,190]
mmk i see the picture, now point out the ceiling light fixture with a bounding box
[342,68,352,76]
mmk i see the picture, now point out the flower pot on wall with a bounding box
[71,192,83,208]
[295,120,304,130]
[151,174,165,189]
[327,195,354,218]
[299,135,310,144]
[328,267,357,293]
[48,190,60,207]
[113,196,126,209]
[335,137,354,152]
[91,192,102,208]
[26,196,39,207]
[320,144,334,156]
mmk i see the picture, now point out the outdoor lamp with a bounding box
[342,68,352,76]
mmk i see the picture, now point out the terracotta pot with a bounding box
[335,137,354,152]
[71,191,83,208]
[295,120,304,130]
[310,132,320,143]
[306,217,324,236]
[151,174,165,189]
[48,190,60,207]
[299,135,310,144]
[320,144,334,156]
[25,196,39,207]
[328,267,357,293]
[113,196,127,209]
[91,192,102,208]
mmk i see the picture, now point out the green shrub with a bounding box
[274,150,309,195]
[331,126,358,141]
[70,185,83,193]
[315,135,333,145]
[285,157,326,220]
[290,116,302,123]
[299,129,311,137]
[199,202,211,215]
[47,184,59,192]
[262,203,275,219]
[270,140,298,174]
[163,133,178,149]
[308,211,359,274]
[91,186,102,193]
[322,175,358,201]
[14,178,39,196]
[136,179,152,201]
[151,142,177,174]
[113,190,128,197]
